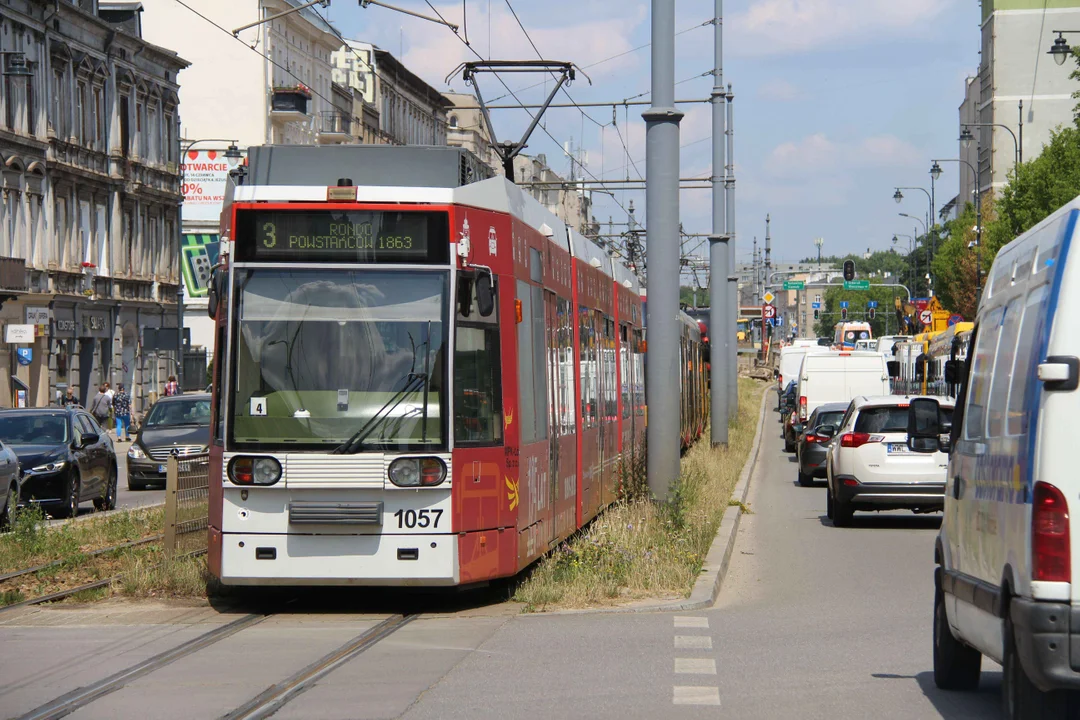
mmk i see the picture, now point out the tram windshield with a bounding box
[229,269,448,450]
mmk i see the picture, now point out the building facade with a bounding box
[513,153,598,239]
[0,0,188,411]
[444,91,502,174]
[975,1,1080,193]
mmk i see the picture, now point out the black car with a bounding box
[0,408,117,518]
[778,381,797,423]
[796,402,848,486]
[126,394,211,490]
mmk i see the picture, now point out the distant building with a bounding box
[0,0,188,410]
[972,1,1080,193]
[443,91,502,174]
[513,154,598,239]
[957,75,979,211]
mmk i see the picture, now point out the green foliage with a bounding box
[812,282,909,339]
[933,203,983,320]
[680,285,707,308]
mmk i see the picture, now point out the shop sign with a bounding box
[5,324,34,343]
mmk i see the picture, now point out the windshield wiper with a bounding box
[331,373,427,454]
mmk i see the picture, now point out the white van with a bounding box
[777,345,828,394]
[796,351,890,424]
[876,335,906,356]
[931,196,1080,717]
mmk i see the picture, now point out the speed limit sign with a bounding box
[920,309,933,326]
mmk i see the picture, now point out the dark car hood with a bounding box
[9,443,67,468]
[137,425,209,451]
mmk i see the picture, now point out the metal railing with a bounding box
[319,111,352,135]
[0,256,27,290]
[163,453,210,558]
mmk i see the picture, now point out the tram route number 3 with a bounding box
[394,508,443,529]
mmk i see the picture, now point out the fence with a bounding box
[163,453,210,558]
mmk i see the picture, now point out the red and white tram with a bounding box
[206,146,705,587]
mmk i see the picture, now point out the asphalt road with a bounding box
[1,401,1007,719]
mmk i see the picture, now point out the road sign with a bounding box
[776,315,784,326]
[783,280,805,291]
[812,302,822,309]
[948,314,964,327]
[839,301,849,309]
[763,291,775,305]
[920,309,933,326]
[867,301,878,309]
[843,280,870,290]
[763,304,776,319]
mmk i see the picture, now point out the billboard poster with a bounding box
[181,149,243,223]
[181,234,221,299]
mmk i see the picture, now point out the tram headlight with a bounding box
[388,457,447,487]
[228,456,282,486]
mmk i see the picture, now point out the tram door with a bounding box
[545,292,577,541]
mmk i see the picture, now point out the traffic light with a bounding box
[868,307,876,320]
[813,309,820,320]
[843,260,855,281]
[841,307,848,320]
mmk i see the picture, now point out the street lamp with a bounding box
[933,157,982,302]
[961,121,1021,166]
[894,185,936,286]
[1048,32,1078,66]
[177,139,242,391]
[929,161,943,182]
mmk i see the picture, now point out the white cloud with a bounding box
[757,79,804,102]
[765,133,921,179]
[730,0,958,55]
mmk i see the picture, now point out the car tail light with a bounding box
[842,478,859,487]
[799,396,807,421]
[1033,482,1070,583]
[840,432,883,448]
[805,434,826,444]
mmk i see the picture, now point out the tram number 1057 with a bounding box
[393,508,444,529]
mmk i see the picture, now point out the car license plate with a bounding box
[158,464,168,473]
[887,443,911,454]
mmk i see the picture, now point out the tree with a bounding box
[932,203,982,320]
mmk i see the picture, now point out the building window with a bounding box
[93,86,103,148]
[76,82,87,143]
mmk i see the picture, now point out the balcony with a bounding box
[270,86,311,123]
[318,111,353,143]
[0,257,27,292]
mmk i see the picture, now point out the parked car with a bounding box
[796,402,847,486]
[0,408,117,518]
[783,409,804,453]
[825,396,952,526]
[931,196,1080,717]
[126,394,211,490]
[0,440,21,528]
[778,380,797,421]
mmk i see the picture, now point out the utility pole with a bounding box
[764,214,772,288]
[644,0,683,502]
[709,0,729,447]
[752,238,759,307]
[725,84,737,417]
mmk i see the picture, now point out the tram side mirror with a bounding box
[207,267,226,319]
[886,360,900,379]
[944,359,961,385]
[476,272,495,317]
[907,397,942,454]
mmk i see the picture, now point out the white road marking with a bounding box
[673,616,709,628]
[674,658,717,675]
[673,686,721,705]
[674,635,712,650]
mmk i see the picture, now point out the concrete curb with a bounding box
[523,385,771,617]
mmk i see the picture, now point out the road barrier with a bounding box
[163,453,210,558]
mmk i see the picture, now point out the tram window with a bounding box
[212,322,225,445]
[620,324,631,420]
[454,325,502,445]
[580,307,598,430]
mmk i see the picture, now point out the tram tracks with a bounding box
[13,611,416,720]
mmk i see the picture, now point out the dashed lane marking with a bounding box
[674,635,712,650]
[673,616,709,628]
[673,686,721,706]
[674,658,717,675]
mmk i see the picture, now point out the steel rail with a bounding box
[218,614,417,720]
[15,608,265,720]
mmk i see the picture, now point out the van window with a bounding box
[1007,283,1050,436]
[988,259,1015,298]
[987,300,1021,438]
[964,305,1005,442]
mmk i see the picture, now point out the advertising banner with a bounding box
[181,234,220,299]
[181,149,243,224]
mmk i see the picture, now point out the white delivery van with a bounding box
[796,351,890,424]
[931,196,1080,718]
[876,335,906,356]
[777,345,828,394]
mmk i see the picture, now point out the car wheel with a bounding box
[832,493,853,527]
[797,470,812,487]
[61,473,80,519]
[1002,613,1075,719]
[784,438,795,453]
[933,571,981,690]
[826,488,834,519]
[0,484,16,530]
[94,466,117,512]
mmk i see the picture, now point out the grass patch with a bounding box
[117,552,209,600]
[513,378,765,611]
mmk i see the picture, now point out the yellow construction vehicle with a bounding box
[894,296,956,335]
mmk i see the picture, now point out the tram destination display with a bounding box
[235,209,449,263]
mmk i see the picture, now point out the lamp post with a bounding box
[932,158,982,303]
[178,139,242,391]
[893,233,915,289]
[900,213,926,295]
[961,120,1021,167]
[894,185,936,285]
[1048,31,1080,66]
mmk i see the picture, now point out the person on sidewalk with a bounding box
[113,384,132,442]
[164,375,179,397]
[88,385,111,427]
[59,386,78,407]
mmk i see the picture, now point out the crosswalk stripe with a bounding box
[673,686,721,705]
[673,616,709,628]
[674,635,713,650]
[674,658,717,675]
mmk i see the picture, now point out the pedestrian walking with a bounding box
[164,375,179,397]
[113,384,132,442]
[59,386,77,407]
[88,384,111,426]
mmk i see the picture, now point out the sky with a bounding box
[323,0,982,269]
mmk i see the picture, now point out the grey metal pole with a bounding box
[709,0,728,447]
[725,84,737,417]
[644,0,683,502]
